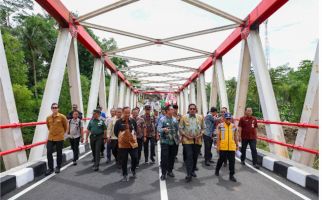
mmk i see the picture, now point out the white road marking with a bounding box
[8,151,92,200]
[157,142,169,200]
[235,158,311,200]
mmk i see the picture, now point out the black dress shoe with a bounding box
[209,160,215,164]
[191,172,197,177]
[195,167,199,171]
[230,176,237,182]
[160,175,166,181]
[215,171,219,176]
[121,176,129,182]
[73,161,77,166]
[131,169,136,178]
[55,167,60,174]
[45,169,54,176]
[241,161,246,165]
[167,172,175,177]
[205,161,210,166]
[185,176,192,183]
[253,164,260,169]
[92,166,99,171]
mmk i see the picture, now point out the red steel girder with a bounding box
[35,0,132,89]
[178,0,288,92]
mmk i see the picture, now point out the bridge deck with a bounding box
[3,145,318,200]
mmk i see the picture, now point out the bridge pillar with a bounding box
[179,91,184,115]
[107,72,117,114]
[189,82,196,104]
[84,58,104,137]
[247,30,289,158]
[125,87,131,107]
[29,29,73,161]
[114,77,119,108]
[233,40,251,119]
[292,44,319,166]
[130,91,134,109]
[214,58,229,112]
[209,58,218,109]
[98,66,107,113]
[118,82,126,107]
[199,73,208,116]
[183,88,189,114]
[67,38,84,115]
[196,78,202,115]
[134,93,138,108]
[0,30,28,169]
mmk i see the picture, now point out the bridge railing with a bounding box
[0,118,318,129]
[0,118,319,157]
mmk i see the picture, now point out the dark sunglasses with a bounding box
[189,108,196,110]
[52,107,58,109]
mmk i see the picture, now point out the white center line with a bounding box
[8,151,92,200]
[157,142,169,200]
[235,157,311,200]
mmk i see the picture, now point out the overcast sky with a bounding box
[35,0,319,90]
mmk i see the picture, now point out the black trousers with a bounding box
[47,140,63,170]
[137,138,143,164]
[119,148,138,176]
[174,144,179,157]
[182,143,186,162]
[90,134,103,167]
[215,151,235,176]
[100,137,105,154]
[203,135,213,161]
[183,144,201,176]
[161,144,177,175]
[69,137,80,161]
[144,137,155,161]
[106,139,118,161]
[241,139,258,165]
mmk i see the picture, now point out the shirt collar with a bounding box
[189,114,196,118]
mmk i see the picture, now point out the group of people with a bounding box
[44,102,260,183]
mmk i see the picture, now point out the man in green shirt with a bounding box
[157,105,179,180]
[86,109,107,171]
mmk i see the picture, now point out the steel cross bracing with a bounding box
[36,0,288,94]
[81,22,214,55]
[79,20,238,91]
[110,55,200,71]
[81,22,238,55]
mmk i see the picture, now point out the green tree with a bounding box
[12,84,37,144]
[16,14,58,99]
[0,0,33,27]
[1,30,28,85]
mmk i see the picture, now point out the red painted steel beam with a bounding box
[234,118,319,129]
[257,136,319,155]
[178,0,288,92]
[0,117,319,130]
[0,118,91,129]
[35,0,133,89]
[0,141,48,156]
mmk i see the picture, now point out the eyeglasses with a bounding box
[52,107,58,109]
[189,108,196,110]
